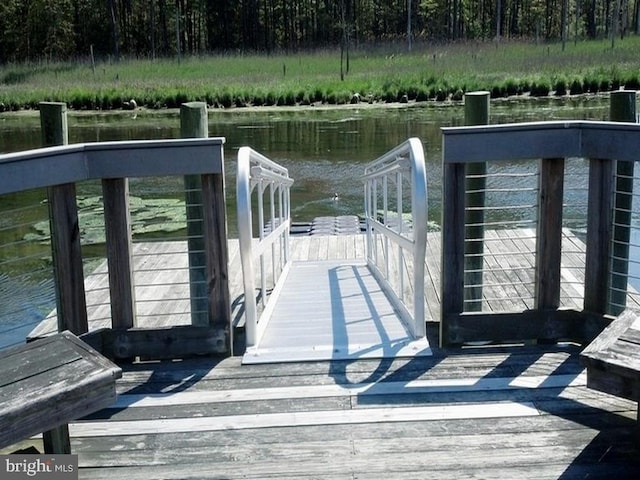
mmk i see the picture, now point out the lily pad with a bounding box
[25,195,189,245]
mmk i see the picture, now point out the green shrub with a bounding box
[554,78,567,96]
[530,81,550,97]
[569,79,583,95]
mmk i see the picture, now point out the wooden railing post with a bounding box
[609,90,637,315]
[441,161,466,346]
[535,158,565,311]
[584,158,615,315]
[202,172,231,350]
[40,102,88,335]
[181,102,209,326]
[102,178,136,329]
[464,91,490,312]
[40,101,84,455]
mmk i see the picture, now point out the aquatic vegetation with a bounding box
[24,195,188,245]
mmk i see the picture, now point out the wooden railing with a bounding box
[362,137,428,338]
[441,120,640,347]
[0,111,230,359]
[236,146,293,349]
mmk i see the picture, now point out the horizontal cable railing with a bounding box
[463,161,539,314]
[0,194,55,349]
[0,119,230,357]
[237,146,293,349]
[362,137,428,337]
[441,120,640,346]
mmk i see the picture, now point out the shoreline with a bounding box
[0,92,613,118]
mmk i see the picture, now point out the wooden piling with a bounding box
[610,90,636,315]
[40,102,85,455]
[181,102,209,326]
[40,102,88,336]
[464,91,490,312]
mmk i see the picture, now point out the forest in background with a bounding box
[0,0,639,62]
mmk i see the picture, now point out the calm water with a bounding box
[0,95,611,225]
[0,95,614,347]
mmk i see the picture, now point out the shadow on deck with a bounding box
[26,342,637,479]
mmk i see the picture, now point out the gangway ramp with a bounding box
[236,140,431,364]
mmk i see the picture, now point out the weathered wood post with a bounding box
[610,90,636,315]
[102,175,136,330]
[39,101,86,454]
[40,102,88,336]
[535,158,565,313]
[464,91,490,312]
[181,102,209,326]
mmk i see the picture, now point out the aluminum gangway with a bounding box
[236,139,432,364]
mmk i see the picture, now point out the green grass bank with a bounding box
[1,38,640,111]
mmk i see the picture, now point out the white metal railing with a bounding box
[237,147,294,348]
[362,138,428,338]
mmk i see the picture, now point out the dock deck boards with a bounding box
[11,228,640,477]
[30,227,640,346]
[7,345,637,478]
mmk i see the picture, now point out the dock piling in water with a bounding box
[181,102,209,326]
[40,102,88,336]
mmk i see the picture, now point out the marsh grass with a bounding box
[1,38,640,111]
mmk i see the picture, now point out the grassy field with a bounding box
[1,37,640,111]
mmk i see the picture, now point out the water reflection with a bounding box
[0,98,611,228]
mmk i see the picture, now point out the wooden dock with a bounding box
[29,227,634,361]
[4,343,640,478]
[8,110,640,478]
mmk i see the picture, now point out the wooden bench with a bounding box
[581,309,640,444]
[0,331,122,453]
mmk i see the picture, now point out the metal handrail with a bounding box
[362,138,428,338]
[237,146,293,349]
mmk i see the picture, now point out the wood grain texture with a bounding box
[581,309,640,403]
[0,332,121,453]
[102,178,136,329]
[535,158,565,310]
[52,345,640,479]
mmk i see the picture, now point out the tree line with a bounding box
[0,0,638,63]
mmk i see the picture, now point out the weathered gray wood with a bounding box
[32,228,625,352]
[584,158,615,314]
[201,172,231,343]
[440,162,466,346]
[442,309,587,345]
[47,183,88,334]
[100,326,228,360]
[0,332,121,453]
[39,102,68,146]
[63,346,640,478]
[40,102,88,335]
[181,102,209,326]
[102,178,136,329]
[535,158,565,311]
[442,120,640,164]
[463,91,490,312]
[0,139,224,195]
[581,309,640,404]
